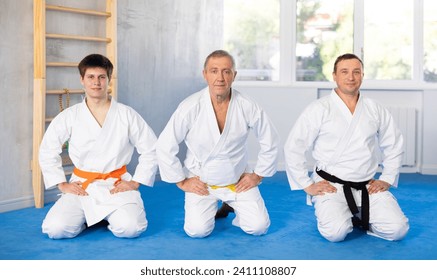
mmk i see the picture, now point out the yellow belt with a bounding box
[209,184,236,192]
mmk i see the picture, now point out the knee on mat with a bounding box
[42,221,83,239]
[393,222,410,240]
[241,219,270,236]
[318,221,352,242]
[109,218,147,238]
[374,222,410,241]
[184,222,213,238]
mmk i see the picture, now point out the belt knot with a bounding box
[73,165,127,190]
[316,168,371,231]
[209,184,236,192]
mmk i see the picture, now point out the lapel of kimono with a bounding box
[77,98,117,165]
[328,90,364,166]
[201,88,235,163]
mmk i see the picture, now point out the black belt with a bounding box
[316,168,371,231]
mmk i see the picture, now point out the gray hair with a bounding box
[204,50,236,70]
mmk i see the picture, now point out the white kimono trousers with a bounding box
[284,90,409,241]
[39,98,158,229]
[157,87,279,237]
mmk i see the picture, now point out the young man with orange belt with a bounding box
[39,54,158,239]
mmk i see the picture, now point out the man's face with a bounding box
[332,58,363,96]
[203,56,237,99]
[80,67,109,98]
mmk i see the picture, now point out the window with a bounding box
[223,0,280,81]
[363,0,413,80]
[224,0,436,84]
[424,0,437,82]
[296,0,353,81]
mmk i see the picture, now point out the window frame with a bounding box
[232,0,435,90]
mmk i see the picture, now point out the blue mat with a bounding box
[0,172,436,260]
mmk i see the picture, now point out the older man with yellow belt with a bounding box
[156,50,279,238]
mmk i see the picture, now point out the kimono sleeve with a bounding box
[283,104,322,190]
[377,106,404,187]
[128,110,158,187]
[156,108,192,183]
[38,111,71,189]
[251,109,280,178]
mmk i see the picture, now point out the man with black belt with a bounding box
[283,53,409,242]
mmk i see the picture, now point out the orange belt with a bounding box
[73,165,127,190]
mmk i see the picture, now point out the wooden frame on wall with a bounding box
[32,0,117,208]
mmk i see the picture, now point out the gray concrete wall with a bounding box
[117,0,223,173]
[0,0,35,211]
[0,0,222,212]
[118,0,223,134]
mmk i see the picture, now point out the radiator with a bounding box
[387,107,416,166]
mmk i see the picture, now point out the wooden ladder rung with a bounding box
[47,62,78,67]
[47,89,84,95]
[46,88,112,94]
[46,33,111,43]
[46,4,111,17]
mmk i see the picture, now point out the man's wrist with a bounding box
[131,180,140,189]
[57,182,68,188]
[254,173,263,184]
[176,179,186,188]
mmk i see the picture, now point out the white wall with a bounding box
[240,84,435,175]
[422,90,437,174]
[234,86,317,171]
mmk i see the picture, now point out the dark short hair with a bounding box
[78,54,113,81]
[204,50,236,70]
[333,53,363,73]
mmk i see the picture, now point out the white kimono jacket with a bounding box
[39,98,158,225]
[284,89,404,191]
[157,87,279,186]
